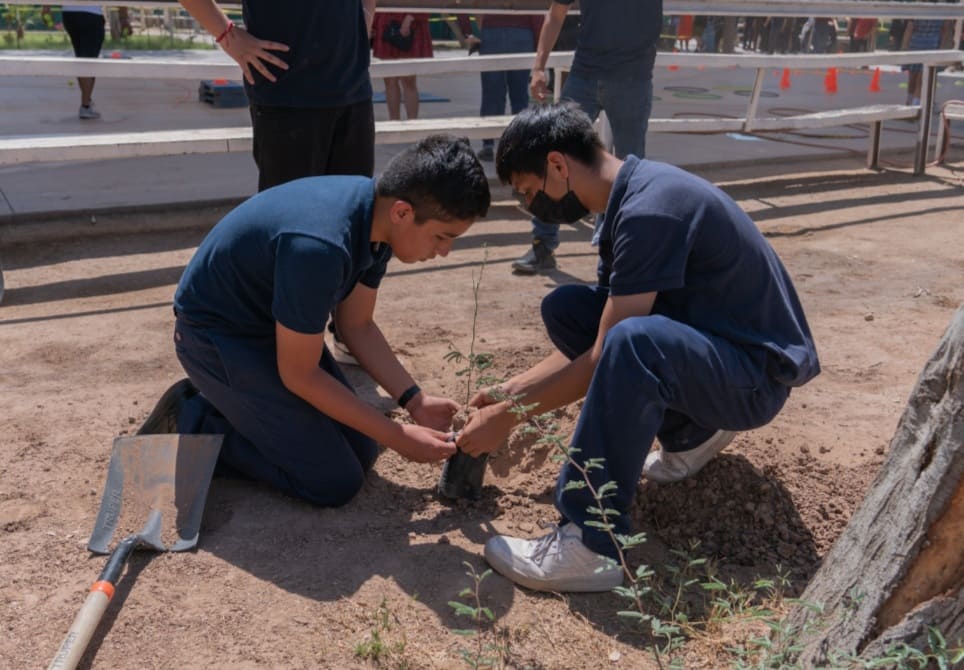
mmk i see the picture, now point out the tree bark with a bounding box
[784,305,963,666]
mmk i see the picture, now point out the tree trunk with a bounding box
[783,305,963,665]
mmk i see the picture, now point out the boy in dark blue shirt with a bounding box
[140,136,490,507]
[456,105,819,592]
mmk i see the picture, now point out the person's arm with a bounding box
[530,1,570,102]
[901,20,914,50]
[362,0,376,38]
[334,283,459,431]
[275,322,456,463]
[178,0,289,84]
[457,291,658,456]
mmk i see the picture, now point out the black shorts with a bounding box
[62,11,105,58]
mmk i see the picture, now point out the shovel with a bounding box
[48,433,223,670]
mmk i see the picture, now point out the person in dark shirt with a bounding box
[178,0,377,191]
[139,136,490,507]
[512,0,663,275]
[456,105,820,592]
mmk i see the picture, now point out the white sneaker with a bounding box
[484,523,623,593]
[78,103,101,120]
[643,429,736,483]
[328,333,359,366]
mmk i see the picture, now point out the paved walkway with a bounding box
[1,48,962,225]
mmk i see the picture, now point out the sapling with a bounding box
[438,249,498,500]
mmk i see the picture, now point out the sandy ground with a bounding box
[1,161,962,669]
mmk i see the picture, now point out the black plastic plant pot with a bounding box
[437,449,489,500]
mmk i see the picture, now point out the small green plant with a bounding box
[354,597,408,666]
[444,248,497,407]
[449,561,508,669]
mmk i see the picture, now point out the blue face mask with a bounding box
[525,169,589,225]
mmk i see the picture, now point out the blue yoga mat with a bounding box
[373,92,450,103]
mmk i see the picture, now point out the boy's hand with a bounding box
[456,404,515,456]
[468,385,505,409]
[394,424,457,463]
[407,393,458,431]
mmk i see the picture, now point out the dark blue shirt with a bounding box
[596,157,820,387]
[557,0,662,81]
[174,176,392,337]
[241,0,372,108]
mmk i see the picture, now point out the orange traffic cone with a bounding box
[779,68,791,90]
[824,67,838,94]
[668,48,679,72]
[869,67,881,93]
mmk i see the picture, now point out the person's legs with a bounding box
[384,76,403,120]
[400,75,420,119]
[478,27,511,155]
[556,316,790,558]
[249,102,373,191]
[597,78,653,160]
[63,11,105,118]
[173,317,379,506]
[326,100,376,178]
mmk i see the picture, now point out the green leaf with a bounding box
[562,480,586,492]
[617,610,648,620]
[583,520,615,530]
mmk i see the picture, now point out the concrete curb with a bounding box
[0,151,881,247]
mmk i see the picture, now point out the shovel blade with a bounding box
[87,433,223,555]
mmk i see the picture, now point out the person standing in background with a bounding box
[62,5,106,120]
[900,17,947,106]
[177,0,377,192]
[511,0,662,276]
[460,13,543,161]
[372,12,434,120]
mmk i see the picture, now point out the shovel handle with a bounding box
[47,582,115,670]
[48,536,138,670]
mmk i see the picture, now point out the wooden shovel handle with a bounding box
[47,581,115,670]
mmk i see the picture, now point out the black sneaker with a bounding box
[477,145,494,162]
[137,378,200,435]
[511,241,557,275]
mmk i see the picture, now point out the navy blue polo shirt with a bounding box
[174,176,392,337]
[596,157,820,387]
[557,0,662,81]
[241,0,372,108]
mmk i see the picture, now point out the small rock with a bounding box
[799,445,810,454]
[864,313,874,322]
[437,534,451,545]
[874,446,885,455]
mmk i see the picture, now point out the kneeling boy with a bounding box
[141,136,490,506]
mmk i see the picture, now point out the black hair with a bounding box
[496,104,604,184]
[377,135,490,222]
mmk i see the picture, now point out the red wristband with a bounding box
[215,21,234,44]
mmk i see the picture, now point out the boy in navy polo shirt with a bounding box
[456,105,819,592]
[139,136,490,507]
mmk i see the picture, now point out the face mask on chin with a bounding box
[526,170,589,225]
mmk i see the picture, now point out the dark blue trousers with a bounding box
[173,316,379,506]
[541,286,790,558]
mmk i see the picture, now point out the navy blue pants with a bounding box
[173,316,379,506]
[541,286,790,558]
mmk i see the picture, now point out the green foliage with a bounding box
[354,598,408,666]
[448,562,508,669]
